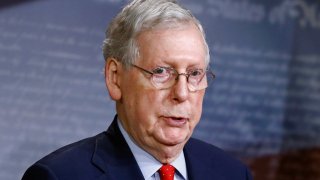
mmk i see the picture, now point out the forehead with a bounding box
[136,23,207,68]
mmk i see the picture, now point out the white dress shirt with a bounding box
[117,119,188,180]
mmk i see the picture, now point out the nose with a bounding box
[171,75,189,102]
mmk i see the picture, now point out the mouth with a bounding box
[172,117,186,121]
[162,116,188,127]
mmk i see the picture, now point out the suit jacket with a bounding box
[22,117,253,180]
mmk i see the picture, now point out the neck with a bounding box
[151,144,185,164]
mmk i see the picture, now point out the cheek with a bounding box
[123,79,164,120]
[192,91,205,118]
[123,73,161,107]
[137,90,164,114]
[131,91,164,136]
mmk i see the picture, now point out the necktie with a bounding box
[159,164,175,180]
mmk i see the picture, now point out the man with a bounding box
[22,0,252,179]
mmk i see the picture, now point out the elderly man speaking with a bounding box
[22,0,252,179]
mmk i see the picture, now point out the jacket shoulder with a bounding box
[22,132,106,180]
[185,138,253,179]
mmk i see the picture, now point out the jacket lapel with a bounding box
[91,116,144,180]
[184,139,225,180]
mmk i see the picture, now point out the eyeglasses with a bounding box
[130,64,215,92]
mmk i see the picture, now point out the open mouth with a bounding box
[172,117,184,120]
[162,116,188,127]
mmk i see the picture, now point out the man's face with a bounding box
[116,23,207,161]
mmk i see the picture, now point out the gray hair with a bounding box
[102,0,210,67]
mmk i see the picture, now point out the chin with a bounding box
[162,133,189,146]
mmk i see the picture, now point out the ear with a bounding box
[105,58,122,101]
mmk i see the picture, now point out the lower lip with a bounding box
[162,117,187,127]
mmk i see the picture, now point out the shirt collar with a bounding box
[117,119,187,180]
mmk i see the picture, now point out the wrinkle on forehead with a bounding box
[135,23,207,69]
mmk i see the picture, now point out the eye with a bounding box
[151,67,173,83]
[189,69,204,77]
[152,67,169,76]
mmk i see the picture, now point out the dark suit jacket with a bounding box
[22,117,253,180]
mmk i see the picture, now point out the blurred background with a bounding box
[0,0,319,179]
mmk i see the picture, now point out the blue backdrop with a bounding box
[0,0,319,179]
